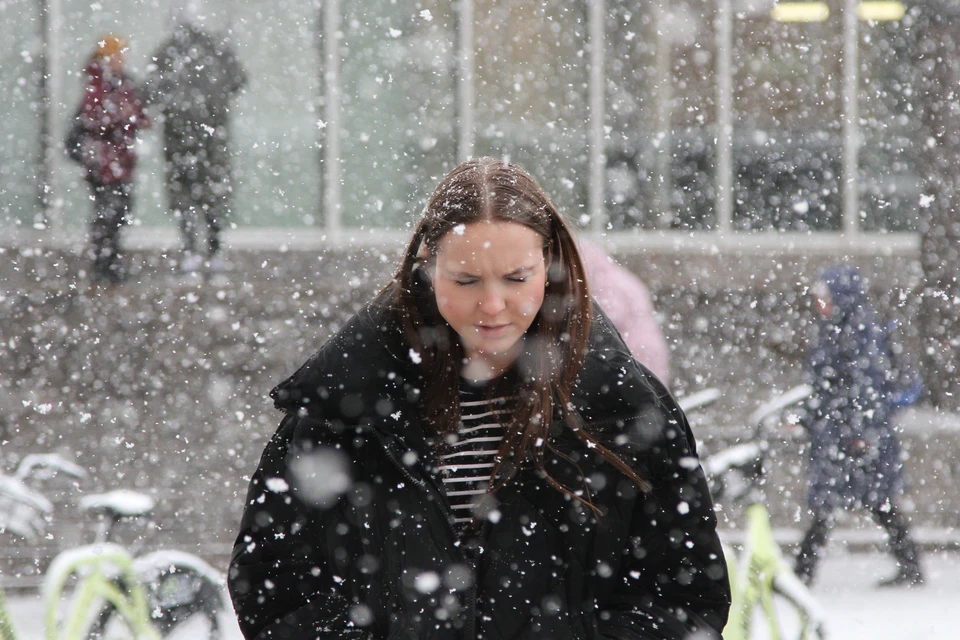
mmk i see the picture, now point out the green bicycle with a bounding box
[1,454,88,640]
[42,543,161,640]
[0,454,225,640]
[701,385,827,640]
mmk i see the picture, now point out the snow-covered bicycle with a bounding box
[0,454,88,640]
[702,385,826,640]
[0,454,226,640]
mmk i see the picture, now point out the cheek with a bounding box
[434,290,451,317]
[434,283,464,320]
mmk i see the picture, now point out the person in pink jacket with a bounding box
[578,238,671,384]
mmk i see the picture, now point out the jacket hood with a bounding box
[270,301,423,423]
[820,264,869,319]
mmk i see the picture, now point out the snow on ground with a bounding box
[4,549,959,639]
[810,548,960,639]
[4,587,245,640]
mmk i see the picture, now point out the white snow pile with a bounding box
[78,489,156,517]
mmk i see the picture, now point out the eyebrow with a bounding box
[443,265,537,279]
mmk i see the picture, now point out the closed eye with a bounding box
[454,279,478,287]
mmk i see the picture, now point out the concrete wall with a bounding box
[1,245,955,586]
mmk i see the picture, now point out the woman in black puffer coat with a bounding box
[228,158,730,639]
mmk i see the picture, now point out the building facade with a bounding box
[1,0,927,241]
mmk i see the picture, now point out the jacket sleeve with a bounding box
[597,388,731,639]
[228,412,373,640]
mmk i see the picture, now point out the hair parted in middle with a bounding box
[385,156,651,513]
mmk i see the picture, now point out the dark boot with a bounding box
[795,512,831,586]
[874,504,924,588]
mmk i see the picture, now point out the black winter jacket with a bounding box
[228,302,730,639]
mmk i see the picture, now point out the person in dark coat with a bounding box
[228,157,730,639]
[794,265,923,587]
[143,3,246,272]
[66,34,150,283]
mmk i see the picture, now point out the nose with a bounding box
[478,284,506,315]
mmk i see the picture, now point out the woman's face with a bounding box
[812,281,833,318]
[433,220,548,378]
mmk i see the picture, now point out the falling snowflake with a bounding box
[265,477,289,493]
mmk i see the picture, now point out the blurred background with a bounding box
[2,0,959,596]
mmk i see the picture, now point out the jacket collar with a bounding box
[270,298,664,440]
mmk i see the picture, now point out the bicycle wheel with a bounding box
[727,580,827,640]
[136,552,226,640]
[82,601,133,640]
[770,573,826,640]
[78,573,220,640]
[147,568,221,639]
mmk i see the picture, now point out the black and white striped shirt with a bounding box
[437,380,513,526]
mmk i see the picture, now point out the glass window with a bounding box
[858,18,920,232]
[732,4,918,232]
[605,2,658,230]
[473,0,589,225]
[0,6,43,227]
[605,1,716,231]
[227,0,323,227]
[29,0,322,231]
[733,6,843,231]
[339,0,457,230]
[1,0,923,237]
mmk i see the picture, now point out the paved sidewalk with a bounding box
[3,594,245,639]
[811,547,960,639]
[719,524,960,552]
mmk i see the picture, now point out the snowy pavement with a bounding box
[4,549,959,639]
[805,548,959,639]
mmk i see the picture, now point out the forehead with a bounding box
[435,221,543,267]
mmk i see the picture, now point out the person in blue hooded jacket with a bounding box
[794,265,923,587]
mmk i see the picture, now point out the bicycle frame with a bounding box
[42,543,161,640]
[2,455,221,639]
[0,455,85,640]
[704,385,826,640]
[0,585,17,640]
[724,504,824,640]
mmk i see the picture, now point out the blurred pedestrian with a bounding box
[228,157,730,639]
[578,238,671,383]
[794,264,923,587]
[65,34,150,284]
[143,2,246,273]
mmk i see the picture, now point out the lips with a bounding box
[476,324,510,338]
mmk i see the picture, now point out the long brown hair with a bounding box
[390,157,650,513]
